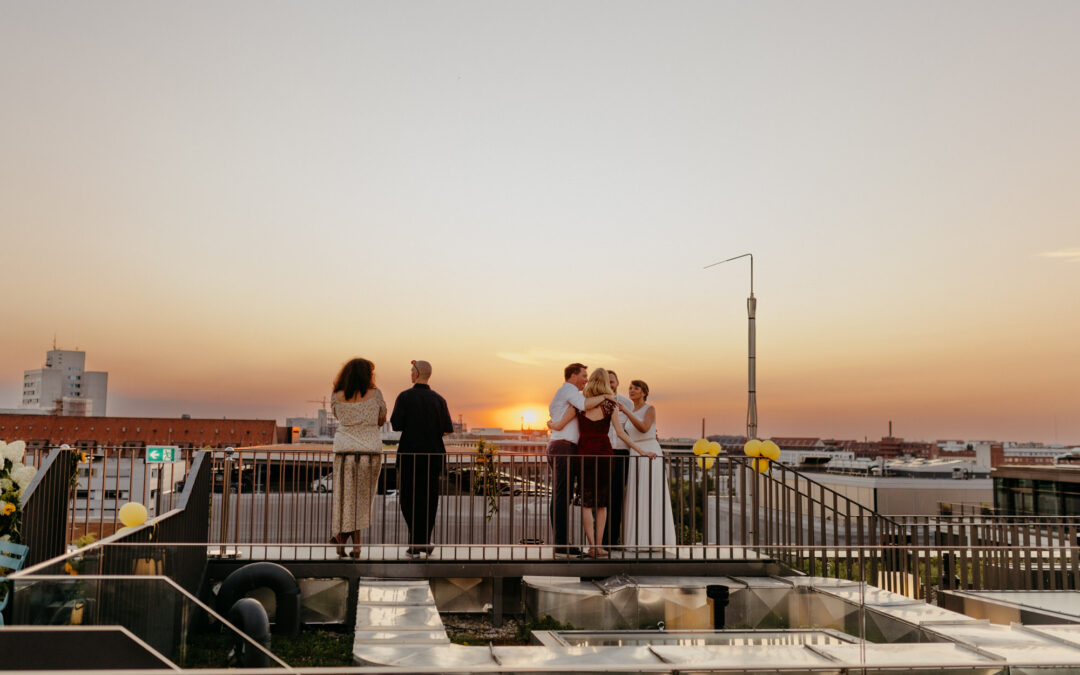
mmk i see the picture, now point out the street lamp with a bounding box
[704,253,758,440]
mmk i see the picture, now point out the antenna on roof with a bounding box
[53,334,57,350]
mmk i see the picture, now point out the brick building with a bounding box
[0,414,288,451]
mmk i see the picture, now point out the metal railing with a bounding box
[17,445,1080,590]
[19,447,74,567]
[24,444,193,546]
[737,458,906,582]
[98,450,212,595]
[13,446,920,553]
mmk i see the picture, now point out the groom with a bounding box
[603,370,633,551]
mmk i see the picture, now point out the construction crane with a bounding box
[306,397,337,438]
[307,397,330,415]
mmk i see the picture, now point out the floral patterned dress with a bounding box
[331,390,386,535]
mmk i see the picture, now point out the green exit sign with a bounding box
[147,445,177,463]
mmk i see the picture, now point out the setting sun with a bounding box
[486,404,549,431]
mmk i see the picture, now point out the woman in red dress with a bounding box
[550,368,646,558]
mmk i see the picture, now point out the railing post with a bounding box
[218,454,233,554]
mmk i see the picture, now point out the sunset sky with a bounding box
[1,2,1077,443]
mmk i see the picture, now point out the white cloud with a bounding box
[1039,248,1080,262]
[496,351,621,367]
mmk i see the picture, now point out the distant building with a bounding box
[21,348,108,416]
[286,416,321,438]
[0,413,287,450]
[994,464,1080,516]
[1000,443,1066,466]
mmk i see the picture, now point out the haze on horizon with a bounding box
[1,1,1077,444]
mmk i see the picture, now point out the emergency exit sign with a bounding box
[147,445,177,463]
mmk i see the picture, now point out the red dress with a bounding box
[577,400,616,508]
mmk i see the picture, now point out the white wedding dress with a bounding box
[622,404,676,550]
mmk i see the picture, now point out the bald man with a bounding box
[390,359,454,558]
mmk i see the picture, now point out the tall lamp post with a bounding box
[704,253,757,441]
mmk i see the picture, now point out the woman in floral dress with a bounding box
[330,358,386,558]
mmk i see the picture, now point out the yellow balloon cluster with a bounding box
[693,439,721,469]
[744,439,781,473]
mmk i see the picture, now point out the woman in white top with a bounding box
[330,358,386,558]
[619,379,676,552]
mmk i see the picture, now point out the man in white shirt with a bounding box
[546,362,605,558]
[603,370,633,551]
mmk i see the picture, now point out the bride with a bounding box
[619,379,676,552]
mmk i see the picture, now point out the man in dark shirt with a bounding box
[390,359,454,558]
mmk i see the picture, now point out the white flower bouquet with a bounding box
[0,440,36,544]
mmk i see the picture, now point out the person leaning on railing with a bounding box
[329,357,387,559]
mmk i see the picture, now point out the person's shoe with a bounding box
[405,547,428,559]
[553,547,581,559]
[330,537,346,558]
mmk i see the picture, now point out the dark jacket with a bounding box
[390,383,454,453]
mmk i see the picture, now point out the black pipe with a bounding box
[706,584,729,629]
[227,598,272,668]
[217,562,301,636]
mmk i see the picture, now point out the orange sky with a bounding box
[1,2,1078,443]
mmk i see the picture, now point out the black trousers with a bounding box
[603,449,630,547]
[546,440,577,552]
[398,452,445,550]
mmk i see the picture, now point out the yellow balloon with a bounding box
[692,439,708,456]
[696,456,715,470]
[762,440,781,461]
[118,502,148,528]
[755,458,771,474]
[707,441,722,457]
[744,439,763,457]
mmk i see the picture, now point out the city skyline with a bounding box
[1,2,1078,443]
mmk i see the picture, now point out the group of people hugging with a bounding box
[325,357,675,561]
[546,363,676,559]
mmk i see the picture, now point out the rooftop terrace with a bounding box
[6,445,1080,672]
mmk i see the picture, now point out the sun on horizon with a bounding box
[483,404,549,431]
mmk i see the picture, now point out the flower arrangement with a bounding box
[63,534,98,576]
[1,440,37,545]
[474,440,500,521]
[68,450,88,489]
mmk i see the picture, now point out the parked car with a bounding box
[212,468,254,493]
[311,474,332,493]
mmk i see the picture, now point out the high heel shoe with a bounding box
[330,536,346,558]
